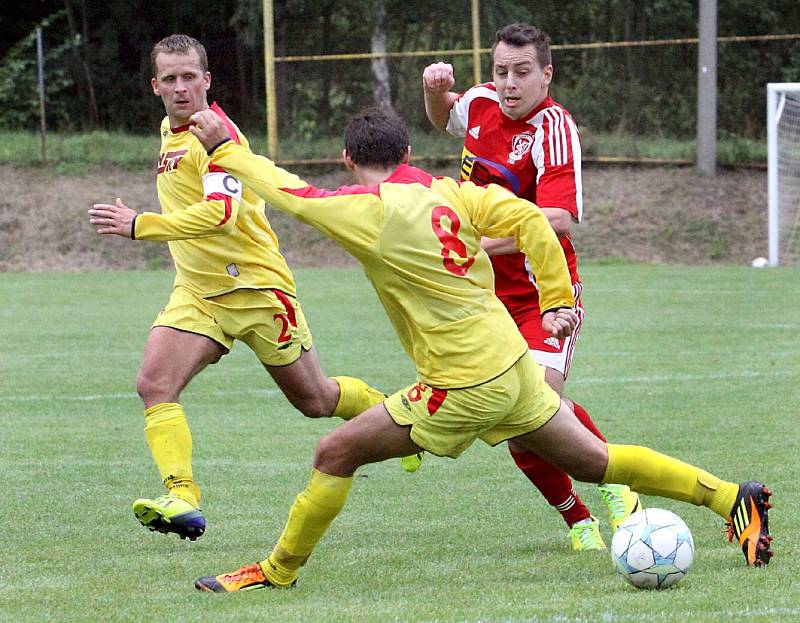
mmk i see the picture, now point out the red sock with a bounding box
[572,401,606,442]
[508,445,591,527]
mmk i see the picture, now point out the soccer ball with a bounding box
[611,508,694,589]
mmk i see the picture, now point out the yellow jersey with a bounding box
[133,103,304,298]
[209,141,575,388]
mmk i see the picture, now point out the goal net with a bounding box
[767,83,800,266]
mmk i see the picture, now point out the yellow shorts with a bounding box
[153,286,313,366]
[385,352,560,458]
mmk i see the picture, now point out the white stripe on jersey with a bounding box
[564,114,583,221]
[545,108,560,165]
[532,124,546,185]
[545,109,555,164]
[558,110,568,163]
[446,84,498,136]
[529,104,583,221]
[543,107,570,166]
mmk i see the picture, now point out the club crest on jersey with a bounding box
[508,131,534,164]
[157,149,188,174]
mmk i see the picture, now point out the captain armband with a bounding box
[201,170,243,204]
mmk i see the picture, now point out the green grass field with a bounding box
[1,265,798,622]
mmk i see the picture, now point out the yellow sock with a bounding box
[604,444,739,519]
[143,402,200,507]
[261,469,353,586]
[331,376,386,420]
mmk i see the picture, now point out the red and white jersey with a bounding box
[447,83,582,316]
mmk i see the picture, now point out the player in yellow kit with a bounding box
[183,107,771,591]
[88,35,388,541]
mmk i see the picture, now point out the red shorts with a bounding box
[509,283,584,379]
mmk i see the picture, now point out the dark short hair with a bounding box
[151,34,208,76]
[492,23,552,68]
[344,107,409,167]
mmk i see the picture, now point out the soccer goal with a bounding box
[767,83,800,266]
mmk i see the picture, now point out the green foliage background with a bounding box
[1,0,800,140]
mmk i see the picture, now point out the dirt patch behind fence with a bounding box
[0,163,767,273]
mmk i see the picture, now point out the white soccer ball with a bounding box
[611,508,694,589]
[751,256,769,268]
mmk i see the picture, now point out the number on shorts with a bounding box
[406,383,448,416]
[431,205,475,276]
[273,313,291,343]
[271,289,298,344]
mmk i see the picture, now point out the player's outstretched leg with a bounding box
[602,444,774,566]
[727,481,773,567]
[568,401,642,531]
[195,562,293,592]
[333,376,423,473]
[132,493,206,541]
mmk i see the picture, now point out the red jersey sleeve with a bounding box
[532,105,583,222]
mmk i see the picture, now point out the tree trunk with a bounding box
[235,36,249,125]
[64,0,99,128]
[273,7,288,134]
[317,1,334,130]
[371,0,391,110]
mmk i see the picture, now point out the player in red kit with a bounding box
[423,23,640,550]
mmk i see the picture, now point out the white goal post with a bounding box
[767,83,800,266]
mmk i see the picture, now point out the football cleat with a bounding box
[568,516,607,551]
[195,562,294,593]
[132,493,206,541]
[400,451,425,473]
[727,481,773,567]
[598,483,642,532]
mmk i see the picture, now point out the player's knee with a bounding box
[295,396,331,419]
[313,433,355,473]
[136,370,154,401]
[291,388,338,419]
[136,369,176,404]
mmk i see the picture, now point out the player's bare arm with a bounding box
[481,207,573,257]
[541,207,573,235]
[422,62,459,131]
[480,235,518,256]
[189,109,230,152]
[89,198,137,238]
[541,308,578,340]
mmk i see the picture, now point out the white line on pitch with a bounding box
[0,387,284,403]
[571,368,798,386]
[3,368,797,404]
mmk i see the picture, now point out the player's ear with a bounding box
[204,71,211,92]
[542,64,553,88]
[342,149,356,171]
[401,146,411,164]
[151,77,160,96]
